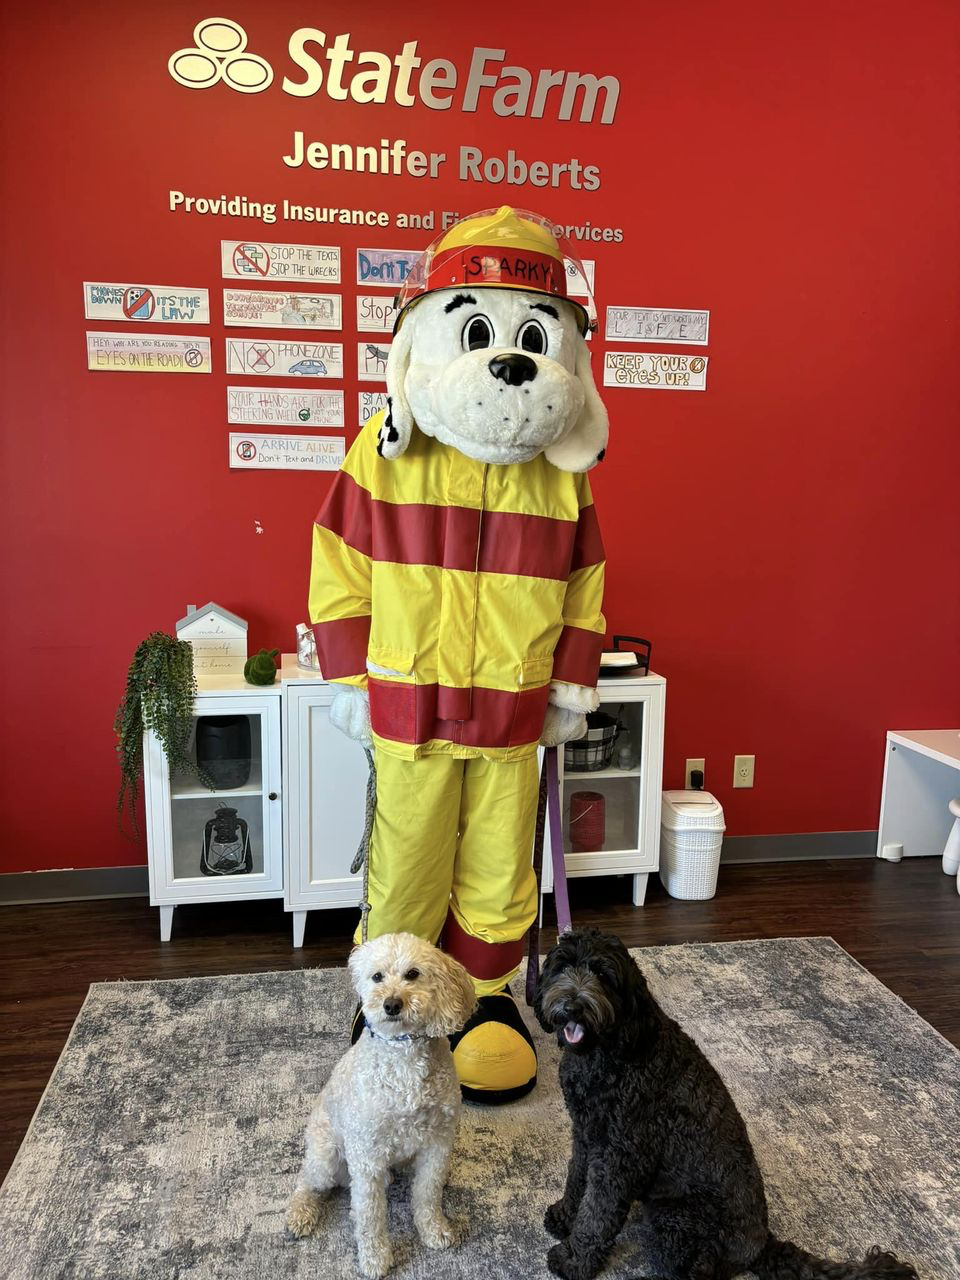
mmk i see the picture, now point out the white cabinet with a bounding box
[282,677,369,947]
[541,673,665,908]
[144,683,283,940]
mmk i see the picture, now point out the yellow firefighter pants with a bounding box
[357,750,540,997]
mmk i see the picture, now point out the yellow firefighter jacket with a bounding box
[309,410,605,760]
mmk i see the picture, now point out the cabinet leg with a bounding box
[292,910,308,948]
[159,906,174,942]
[632,873,649,907]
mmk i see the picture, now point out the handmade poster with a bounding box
[223,289,342,329]
[356,293,400,332]
[83,282,210,324]
[356,248,417,287]
[225,339,344,379]
[86,332,212,374]
[357,340,390,382]
[220,240,341,283]
[229,432,345,471]
[605,306,709,345]
[566,259,596,297]
[227,386,345,428]
[603,351,708,390]
[358,390,389,427]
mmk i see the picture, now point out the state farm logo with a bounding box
[168,18,273,93]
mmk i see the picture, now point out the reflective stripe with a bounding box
[312,615,370,680]
[368,678,551,749]
[552,624,604,687]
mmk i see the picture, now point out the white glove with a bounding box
[541,703,587,747]
[329,685,372,747]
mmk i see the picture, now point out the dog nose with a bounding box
[488,353,537,386]
[383,997,403,1016]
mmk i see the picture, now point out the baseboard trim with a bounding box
[721,831,877,863]
[0,865,149,905]
[1,832,879,903]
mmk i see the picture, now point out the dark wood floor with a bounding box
[2,856,958,1179]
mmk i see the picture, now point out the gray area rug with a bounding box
[2,938,958,1280]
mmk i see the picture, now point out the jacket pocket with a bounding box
[366,646,416,680]
[517,656,554,688]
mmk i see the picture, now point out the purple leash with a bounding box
[525,746,572,1006]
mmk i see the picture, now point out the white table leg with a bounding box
[632,873,648,907]
[292,910,308,948]
[159,906,174,942]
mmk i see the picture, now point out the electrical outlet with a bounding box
[733,754,755,788]
[684,758,706,789]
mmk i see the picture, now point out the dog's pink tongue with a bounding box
[564,1022,585,1044]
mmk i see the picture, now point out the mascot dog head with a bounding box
[381,206,608,472]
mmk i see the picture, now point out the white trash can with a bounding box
[659,790,726,900]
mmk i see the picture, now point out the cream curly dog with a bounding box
[287,933,476,1278]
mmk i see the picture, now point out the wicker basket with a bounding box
[659,790,725,900]
[564,710,621,772]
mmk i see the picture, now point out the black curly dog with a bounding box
[534,930,918,1280]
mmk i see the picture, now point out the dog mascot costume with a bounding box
[310,206,608,1102]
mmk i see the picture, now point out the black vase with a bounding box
[196,716,252,789]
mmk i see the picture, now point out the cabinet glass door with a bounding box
[150,697,282,897]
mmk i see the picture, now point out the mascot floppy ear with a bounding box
[378,322,415,459]
[544,336,609,473]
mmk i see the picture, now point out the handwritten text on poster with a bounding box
[225,339,344,379]
[356,294,400,332]
[83,282,210,325]
[222,289,342,330]
[229,432,345,472]
[86,332,212,374]
[359,390,389,427]
[602,351,708,391]
[605,307,709,345]
[356,248,416,287]
[357,341,391,382]
[227,386,345,428]
[221,240,341,282]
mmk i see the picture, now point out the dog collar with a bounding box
[364,1018,430,1045]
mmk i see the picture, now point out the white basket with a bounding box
[659,789,725,900]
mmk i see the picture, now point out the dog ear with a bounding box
[346,942,367,989]
[425,950,477,1038]
[379,323,415,459]
[544,335,609,473]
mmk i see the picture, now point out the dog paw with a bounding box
[547,1242,601,1280]
[545,1200,575,1239]
[357,1240,394,1278]
[417,1214,461,1250]
[287,1189,323,1238]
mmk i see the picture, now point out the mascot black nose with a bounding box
[488,353,538,385]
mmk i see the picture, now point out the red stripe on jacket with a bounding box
[551,625,604,687]
[316,472,593,581]
[312,616,370,680]
[368,679,551,749]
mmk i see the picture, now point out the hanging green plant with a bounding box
[114,631,213,836]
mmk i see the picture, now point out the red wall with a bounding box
[1,1,958,873]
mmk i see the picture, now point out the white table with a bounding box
[877,730,960,862]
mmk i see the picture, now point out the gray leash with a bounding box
[350,746,377,942]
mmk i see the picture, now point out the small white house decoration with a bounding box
[176,602,248,677]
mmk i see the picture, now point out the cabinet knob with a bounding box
[268,791,278,801]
